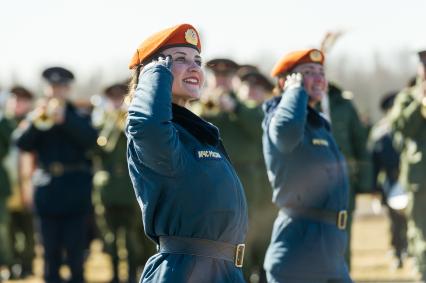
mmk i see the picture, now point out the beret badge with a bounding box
[185,29,198,46]
[309,50,323,62]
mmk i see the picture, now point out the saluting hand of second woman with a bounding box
[284,72,303,92]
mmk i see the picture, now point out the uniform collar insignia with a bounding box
[196,149,222,159]
[312,138,329,146]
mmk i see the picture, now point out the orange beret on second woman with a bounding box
[270,48,324,77]
[128,23,202,69]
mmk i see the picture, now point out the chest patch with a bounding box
[312,138,329,147]
[196,149,222,160]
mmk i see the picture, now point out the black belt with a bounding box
[280,207,348,230]
[42,162,91,177]
[158,236,245,267]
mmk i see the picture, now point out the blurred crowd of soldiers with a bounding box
[0,45,426,283]
[0,68,155,283]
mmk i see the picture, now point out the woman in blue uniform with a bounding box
[125,23,248,283]
[262,49,352,283]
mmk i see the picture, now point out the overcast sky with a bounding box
[2,0,426,99]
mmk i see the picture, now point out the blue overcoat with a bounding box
[126,61,248,283]
[262,86,352,282]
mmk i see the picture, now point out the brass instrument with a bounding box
[96,109,127,152]
[32,97,65,131]
[194,87,232,116]
[92,93,130,152]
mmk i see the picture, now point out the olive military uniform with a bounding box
[5,117,36,276]
[200,98,276,280]
[368,111,407,268]
[327,84,372,267]
[0,115,13,266]
[4,86,36,277]
[94,107,154,283]
[390,83,426,278]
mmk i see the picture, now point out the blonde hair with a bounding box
[125,64,143,105]
[125,50,165,105]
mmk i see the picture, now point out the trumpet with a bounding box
[196,87,238,116]
[32,97,65,131]
[195,87,228,116]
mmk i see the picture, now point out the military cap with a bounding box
[206,58,239,74]
[380,91,398,111]
[271,48,324,77]
[418,50,426,65]
[42,66,74,84]
[236,64,259,78]
[240,71,274,92]
[328,82,342,95]
[104,83,128,98]
[129,23,201,69]
[407,76,417,88]
[10,86,33,99]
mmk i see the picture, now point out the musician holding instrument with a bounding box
[4,86,36,278]
[15,66,97,283]
[197,60,272,281]
[92,83,154,283]
[390,49,426,280]
[368,92,408,269]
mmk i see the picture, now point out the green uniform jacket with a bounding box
[0,117,13,199]
[390,85,426,191]
[201,100,268,207]
[94,116,135,207]
[329,88,372,211]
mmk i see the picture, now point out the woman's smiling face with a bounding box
[161,47,205,105]
[293,63,327,105]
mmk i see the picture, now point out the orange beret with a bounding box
[270,49,324,77]
[129,23,201,69]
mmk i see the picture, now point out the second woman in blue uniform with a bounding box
[125,24,248,283]
[262,49,352,282]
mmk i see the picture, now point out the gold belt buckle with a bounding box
[337,210,348,230]
[234,244,245,268]
[49,162,64,177]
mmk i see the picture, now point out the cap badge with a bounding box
[216,62,227,72]
[309,50,323,62]
[185,29,198,46]
[51,72,61,82]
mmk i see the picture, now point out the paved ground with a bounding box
[3,195,423,283]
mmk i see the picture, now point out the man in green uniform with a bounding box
[0,96,13,278]
[368,92,407,269]
[93,83,154,283]
[196,59,276,282]
[4,86,36,278]
[390,50,426,280]
[236,67,278,283]
[326,83,372,269]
